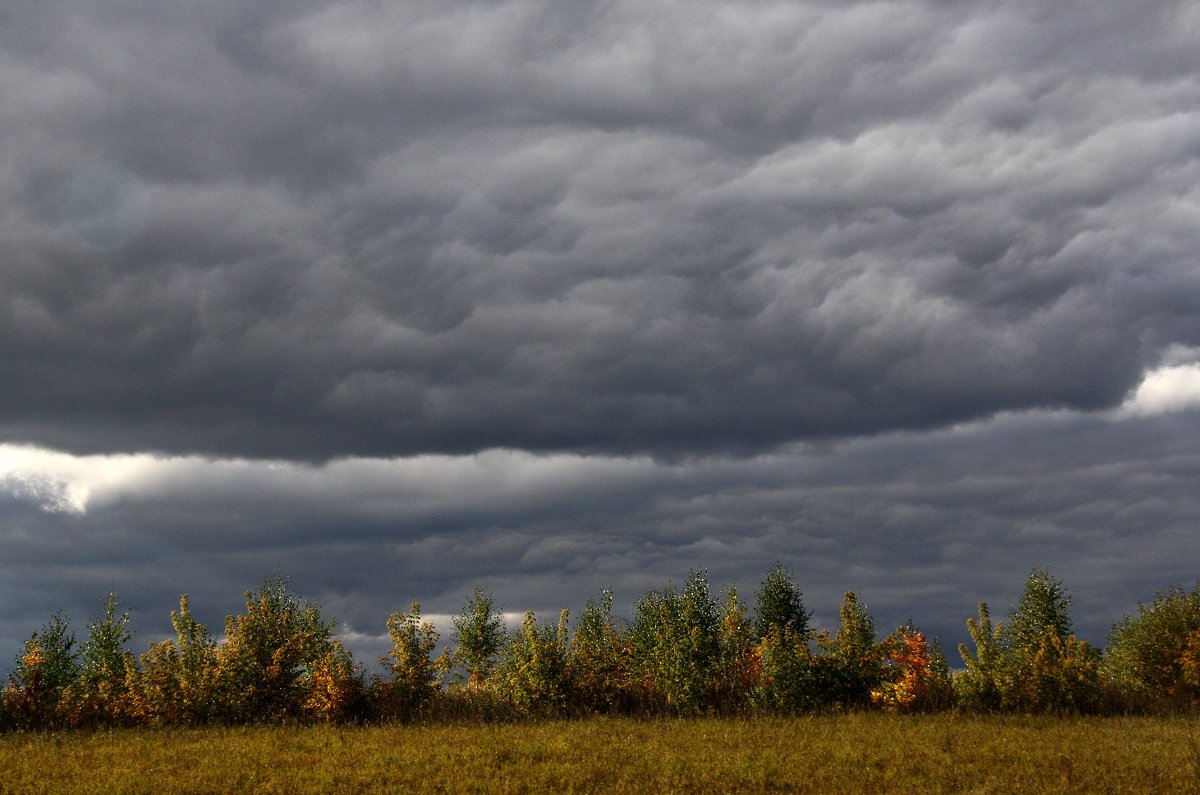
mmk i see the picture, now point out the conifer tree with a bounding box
[753,563,810,642]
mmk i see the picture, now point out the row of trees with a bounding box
[3,567,1198,729]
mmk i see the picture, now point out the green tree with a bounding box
[567,588,630,713]
[813,592,882,707]
[1001,569,1099,712]
[628,570,722,713]
[1104,583,1200,710]
[754,563,810,642]
[1005,567,1072,653]
[126,594,219,725]
[214,576,353,722]
[377,601,442,720]
[451,588,505,687]
[494,611,571,716]
[956,602,1005,710]
[65,592,135,726]
[9,612,79,728]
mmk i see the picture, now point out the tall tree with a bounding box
[215,576,349,721]
[568,587,629,713]
[1105,582,1200,709]
[79,593,133,688]
[629,570,722,713]
[753,563,810,642]
[451,587,505,687]
[378,601,442,719]
[68,592,135,726]
[1005,567,1073,653]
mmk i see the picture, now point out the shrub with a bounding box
[127,594,220,725]
[956,602,1004,711]
[714,588,759,712]
[873,623,954,712]
[755,625,817,712]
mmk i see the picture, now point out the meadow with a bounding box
[2,713,1198,794]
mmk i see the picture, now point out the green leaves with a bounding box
[8,565,1200,728]
[377,601,442,720]
[754,563,810,642]
[451,588,505,687]
[1104,582,1200,709]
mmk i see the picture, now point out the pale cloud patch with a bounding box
[0,445,169,513]
[0,444,663,516]
[1119,364,1200,417]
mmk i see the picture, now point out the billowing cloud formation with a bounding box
[2,1,1199,459]
[2,2,1199,675]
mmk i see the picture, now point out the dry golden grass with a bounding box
[2,713,1198,794]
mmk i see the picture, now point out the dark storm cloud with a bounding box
[3,404,1199,671]
[2,0,1199,458]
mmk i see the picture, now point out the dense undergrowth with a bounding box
[2,566,1199,731]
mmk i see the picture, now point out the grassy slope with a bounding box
[2,714,1198,794]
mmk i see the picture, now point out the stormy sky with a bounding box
[2,0,1199,669]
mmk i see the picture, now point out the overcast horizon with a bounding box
[2,0,1199,672]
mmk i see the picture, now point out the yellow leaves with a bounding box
[1172,629,1200,703]
[871,626,933,713]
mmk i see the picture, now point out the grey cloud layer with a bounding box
[2,408,1197,671]
[3,1,1199,458]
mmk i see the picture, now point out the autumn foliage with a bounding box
[3,567,1199,730]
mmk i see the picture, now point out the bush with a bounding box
[956,602,1004,711]
[872,624,952,713]
[755,625,817,712]
[126,594,220,725]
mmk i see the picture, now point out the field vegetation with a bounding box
[2,566,1199,730]
[1,714,1197,793]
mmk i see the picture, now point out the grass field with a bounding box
[2,714,1198,794]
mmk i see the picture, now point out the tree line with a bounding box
[2,566,1198,729]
